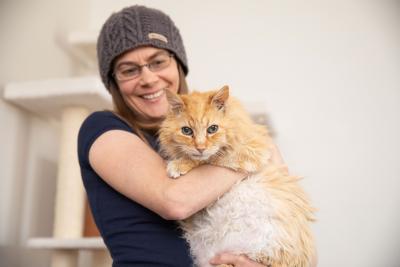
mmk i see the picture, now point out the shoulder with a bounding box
[80,110,132,132]
[78,110,135,166]
[78,110,136,142]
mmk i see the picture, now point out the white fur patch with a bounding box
[182,174,284,267]
[166,161,181,178]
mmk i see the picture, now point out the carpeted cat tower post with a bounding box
[3,76,112,267]
[51,104,89,267]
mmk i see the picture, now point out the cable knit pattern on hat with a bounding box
[97,5,188,92]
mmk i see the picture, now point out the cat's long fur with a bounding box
[158,86,315,267]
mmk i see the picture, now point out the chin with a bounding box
[151,111,168,119]
[145,114,166,122]
[144,107,169,120]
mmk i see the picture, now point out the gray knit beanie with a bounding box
[97,5,188,91]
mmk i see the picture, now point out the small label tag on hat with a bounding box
[148,33,168,43]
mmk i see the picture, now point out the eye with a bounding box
[149,55,169,71]
[181,126,193,136]
[152,59,166,66]
[207,124,219,134]
[120,66,139,76]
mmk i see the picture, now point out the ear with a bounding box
[211,85,230,110]
[165,89,184,114]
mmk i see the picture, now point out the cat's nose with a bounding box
[196,148,205,154]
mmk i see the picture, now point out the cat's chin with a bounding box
[190,154,212,161]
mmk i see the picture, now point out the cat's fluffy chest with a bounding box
[181,173,282,267]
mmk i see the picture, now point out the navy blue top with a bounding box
[77,111,193,267]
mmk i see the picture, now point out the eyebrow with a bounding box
[115,50,168,69]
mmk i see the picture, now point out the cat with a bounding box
[158,86,315,267]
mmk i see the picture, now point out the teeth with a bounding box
[142,90,164,100]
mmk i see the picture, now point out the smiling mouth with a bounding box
[142,90,164,100]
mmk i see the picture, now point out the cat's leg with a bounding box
[214,154,259,174]
[238,147,273,173]
[211,154,241,172]
[166,159,199,178]
[211,148,269,174]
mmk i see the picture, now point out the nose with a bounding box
[139,66,158,86]
[196,147,205,154]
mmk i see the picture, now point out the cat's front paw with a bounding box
[167,160,183,179]
[167,160,192,179]
[167,160,197,179]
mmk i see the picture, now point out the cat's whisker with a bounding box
[215,149,227,158]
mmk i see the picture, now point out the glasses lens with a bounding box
[116,65,140,81]
[148,54,171,72]
[114,53,172,81]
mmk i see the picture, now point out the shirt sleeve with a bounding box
[77,111,135,168]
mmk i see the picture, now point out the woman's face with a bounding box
[114,46,180,120]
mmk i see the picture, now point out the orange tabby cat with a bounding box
[158,86,315,267]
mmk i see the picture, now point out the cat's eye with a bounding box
[181,126,193,136]
[207,125,219,134]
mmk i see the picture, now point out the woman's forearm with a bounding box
[162,165,245,220]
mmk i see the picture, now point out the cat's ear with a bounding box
[211,85,230,110]
[165,89,184,114]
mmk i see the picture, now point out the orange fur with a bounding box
[158,86,316,267]
[256,166,316,267]
[159,86,272,174]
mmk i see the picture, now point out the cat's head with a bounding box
[159,86,231,161]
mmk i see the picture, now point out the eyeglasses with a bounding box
[113,53,174,81]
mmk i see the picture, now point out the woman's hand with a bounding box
[210,253,266,267]
[211,250,318,267]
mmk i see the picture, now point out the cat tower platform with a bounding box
[3,76,112,267]
[3,76,111,120]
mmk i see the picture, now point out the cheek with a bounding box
[174,135,194,147]
[118,81,136,96]
[207,132,226,147]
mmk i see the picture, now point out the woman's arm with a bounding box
[89,129,245,220]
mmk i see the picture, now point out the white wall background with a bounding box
[1,0,399,266]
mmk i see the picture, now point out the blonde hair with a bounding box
[108,63,188,143]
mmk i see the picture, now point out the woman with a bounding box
[78,5,287,267]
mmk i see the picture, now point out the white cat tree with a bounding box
[3,32,112,267]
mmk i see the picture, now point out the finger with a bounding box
[210,253,250,265]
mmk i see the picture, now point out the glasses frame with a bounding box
[113,53,174,82]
